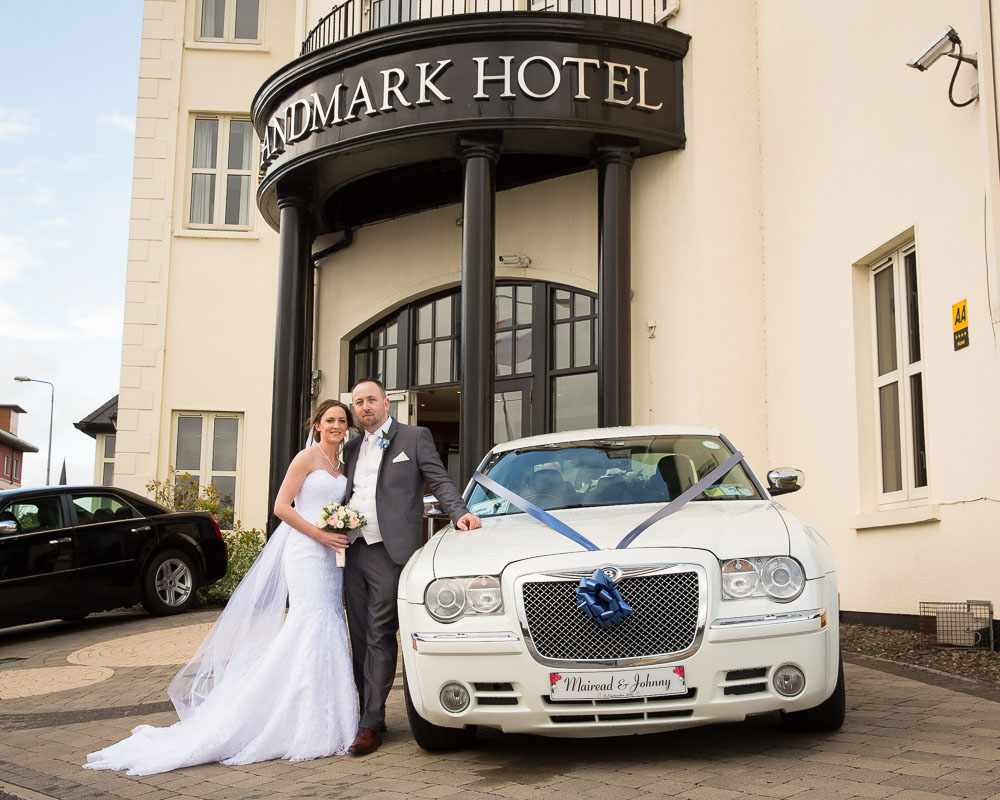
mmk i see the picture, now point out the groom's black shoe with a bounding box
[348,727,383,755]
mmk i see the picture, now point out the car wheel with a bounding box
[403,670,477,751]
[141,549,199,616]
[781,652,846,732]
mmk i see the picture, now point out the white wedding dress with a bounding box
[85,470,358,775]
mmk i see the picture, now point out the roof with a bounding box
[74,395,118,438]
[490,424,725,454]
[0,428,39,453]
[0,404,27,413]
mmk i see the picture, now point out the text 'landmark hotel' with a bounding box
[106,0,1000,630]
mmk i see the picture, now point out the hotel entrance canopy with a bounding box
[252,2,689,522]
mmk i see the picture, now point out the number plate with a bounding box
[549,665,687,701]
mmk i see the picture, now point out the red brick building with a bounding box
[0,405,39,490]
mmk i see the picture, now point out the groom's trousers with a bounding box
[344,539,404,732]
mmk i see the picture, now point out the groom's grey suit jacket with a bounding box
[343,419,470,565]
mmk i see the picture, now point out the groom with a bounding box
[343,378,481,755]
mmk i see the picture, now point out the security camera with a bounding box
[907,26,960,71]
[498,255,531,267]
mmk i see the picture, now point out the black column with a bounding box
[267,195,314,532]
[596,141,638,428]
[458,136,500,488]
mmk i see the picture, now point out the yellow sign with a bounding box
[953,299,969,350]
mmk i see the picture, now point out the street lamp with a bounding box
[14,376,54,485]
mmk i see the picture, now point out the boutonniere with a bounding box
[377,431,391,450]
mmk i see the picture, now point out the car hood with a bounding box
[432,500,790,577]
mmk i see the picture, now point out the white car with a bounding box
[399,426,843,750]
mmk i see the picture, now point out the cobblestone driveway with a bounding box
[0,610,998,800]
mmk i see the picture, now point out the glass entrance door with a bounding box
[494,378,532,445]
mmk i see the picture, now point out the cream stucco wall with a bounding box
[117,0,298,527]
[753,0,1000,614]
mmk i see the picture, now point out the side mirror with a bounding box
[0,518,19,535]
[423,494,446,518]
[767,468,804,496]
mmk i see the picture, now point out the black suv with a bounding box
[0,485,228,628]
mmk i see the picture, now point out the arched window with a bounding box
[349,281,597,442]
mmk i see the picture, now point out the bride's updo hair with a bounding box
[309,398,356,442]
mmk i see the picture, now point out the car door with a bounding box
[0,494,75,622]
[68,491,149,607]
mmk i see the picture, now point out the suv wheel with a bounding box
[142,549,199,616]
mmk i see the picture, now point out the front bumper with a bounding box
[400,578,838,737]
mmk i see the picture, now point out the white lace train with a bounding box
[84,471,358,776]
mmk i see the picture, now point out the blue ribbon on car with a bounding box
[473,452,743,628]
[472,450,743,552]
[576,568,634,627]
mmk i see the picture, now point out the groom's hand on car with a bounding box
[456,513,482,531]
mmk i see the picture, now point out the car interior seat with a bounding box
[526,468,571,507]
[93,507,115,522]
[656,454,697,499]
[36,501,63,531]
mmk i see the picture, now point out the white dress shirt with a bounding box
[349,417,392,545]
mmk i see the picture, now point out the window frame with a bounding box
[195,0,262,44]
[186,114,256,233]
[170,411,244,526]
[869,242,928,505]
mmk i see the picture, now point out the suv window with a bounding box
[2,497,65,533]
[70,494,137,525]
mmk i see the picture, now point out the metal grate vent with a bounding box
[919,601,994,649]
[522,571,700,661]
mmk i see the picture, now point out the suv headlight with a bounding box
[425,576,502,622]
[720,556,805,602]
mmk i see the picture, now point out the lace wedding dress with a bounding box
[85,470,358,775]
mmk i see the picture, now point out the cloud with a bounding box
[59,154,101,172]
[0,108,35,140]
[98,112,136,136]
[28,186,56,208]
[0,299,123,342]
[0,234,37,285]
[69,306,124,339]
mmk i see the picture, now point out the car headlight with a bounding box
[425,576,502,622]
[720,557,805,602]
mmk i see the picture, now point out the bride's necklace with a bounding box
[317,445,342,477]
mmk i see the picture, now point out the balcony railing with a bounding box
[302,0,667,54]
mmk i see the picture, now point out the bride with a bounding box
[85,399,359,775]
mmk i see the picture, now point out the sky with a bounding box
[1,1,143,487]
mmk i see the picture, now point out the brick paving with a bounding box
[0,610,998,800]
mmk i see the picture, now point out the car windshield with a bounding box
[467,435,761,517]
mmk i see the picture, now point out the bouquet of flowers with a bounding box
[317,502,366,567]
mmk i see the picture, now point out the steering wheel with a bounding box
[524,493,561,509]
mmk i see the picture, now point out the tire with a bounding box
[141,549,199,616]
[403,670,477,751]
[781,652,846,732]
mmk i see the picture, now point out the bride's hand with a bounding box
[317,529,350,552]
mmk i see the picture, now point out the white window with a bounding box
[97,434,116,486]
[2,456,8,478]
[197,0,261,42]
[870,243,928,503]
[188,116,255,230]
[12,458,19,481]
[172,412,242,524]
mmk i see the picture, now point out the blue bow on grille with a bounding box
[576,569,633,628]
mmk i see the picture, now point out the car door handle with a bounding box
[130,526,152,533]
[49,537,72,544]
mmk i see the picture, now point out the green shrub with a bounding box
[146,467,264,605]
[146,467,235,529]
[196,526,266,606]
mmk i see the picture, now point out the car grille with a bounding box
[521,571,701,662]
